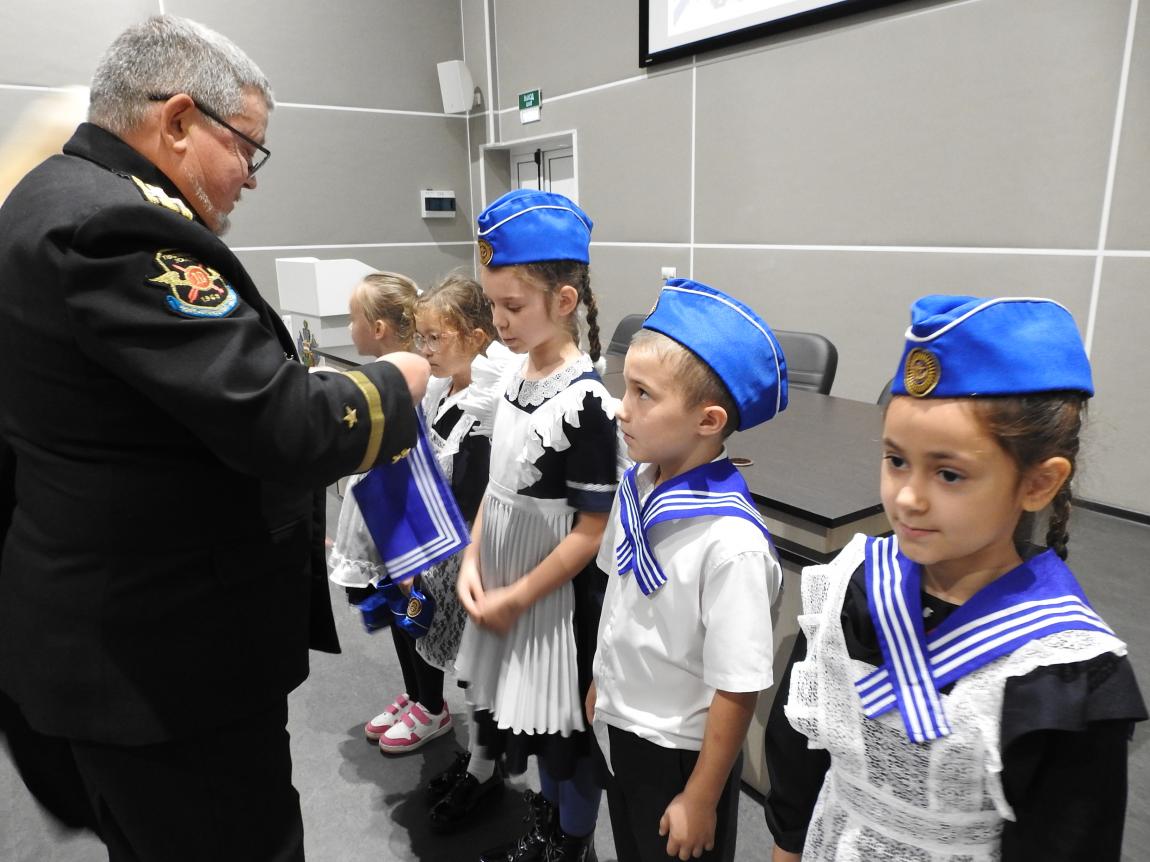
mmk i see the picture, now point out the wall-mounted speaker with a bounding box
[436,60,475,114]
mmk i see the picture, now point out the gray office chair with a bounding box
[774,330,838,395]
[606,313,647,356]
[877,377,894,406]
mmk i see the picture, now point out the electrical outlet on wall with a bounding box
[660,266,677,280]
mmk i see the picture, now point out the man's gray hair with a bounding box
[89,15,273,135]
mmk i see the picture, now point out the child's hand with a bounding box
[584,681,596,726]
[456,556,484,622]
[396,578,413,597]
[474,585,523,635]
[659,790,716,860]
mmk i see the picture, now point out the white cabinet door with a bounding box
[510,146,576,202]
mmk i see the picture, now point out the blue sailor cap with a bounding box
[642,278,789,430]
[476,189,593,266]
[890,295,1094,399]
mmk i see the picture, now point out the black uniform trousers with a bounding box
[4,695,303,862]
[599,725,742,862]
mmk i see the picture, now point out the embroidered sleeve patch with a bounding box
[146,250,239,318]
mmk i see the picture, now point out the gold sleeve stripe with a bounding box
[345,370,386,472]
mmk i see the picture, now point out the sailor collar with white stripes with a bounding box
[856,535,1115,743]
[615,456,774,596]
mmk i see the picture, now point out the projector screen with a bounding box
[639,0,903,66]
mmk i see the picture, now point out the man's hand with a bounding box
[585,681,597,726]
[379,351,430,404]
[659,789,716,860]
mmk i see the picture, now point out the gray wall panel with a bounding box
[588,244,692,346]
[692,248,1095,403]
[0,89,40,133]
[0,0,157,87]
[228,108,472,247]
[236,244,475,312]
[463,0,489,106]
[1076,258,1150,516]
[496,73,692,242]
[1105,5,1150,251]
[694,0,1126,248]
[468,113,488,234]
[168,0,461,113]
[493,0,639,108]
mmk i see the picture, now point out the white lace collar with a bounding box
[505,353,594,408]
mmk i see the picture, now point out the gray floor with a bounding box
[2,503,1147,861]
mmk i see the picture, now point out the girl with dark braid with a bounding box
[428,190,617,862]
[765,295,1146,862]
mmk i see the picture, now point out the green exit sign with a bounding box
[519,89,541,111]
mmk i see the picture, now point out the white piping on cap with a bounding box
[662,285,784,417]
[477,204,592,237]
[903,297,1072,343]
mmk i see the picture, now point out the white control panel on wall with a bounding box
[420,189,456,219]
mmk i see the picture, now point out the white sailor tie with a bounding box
[615,459,774,596]
[856,535,1116,743]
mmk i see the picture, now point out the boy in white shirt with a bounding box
[587,278,787,862]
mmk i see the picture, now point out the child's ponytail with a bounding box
[357,272,419,349]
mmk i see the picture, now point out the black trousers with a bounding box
[600,725,742,862]
[4,696,304,862]
[390,622,444,713]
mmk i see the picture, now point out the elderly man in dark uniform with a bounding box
[0,16,429,861]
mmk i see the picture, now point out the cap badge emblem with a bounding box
[477,239,493,266]
[904,348,941,397]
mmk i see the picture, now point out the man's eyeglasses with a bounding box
[150,94,270,176]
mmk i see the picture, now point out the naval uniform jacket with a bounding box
[0,123,418,746]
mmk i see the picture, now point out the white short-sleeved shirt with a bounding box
[592,459,782,752]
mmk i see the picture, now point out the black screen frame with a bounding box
[639,0,909,67]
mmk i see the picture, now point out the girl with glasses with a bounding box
[371,273,513,753]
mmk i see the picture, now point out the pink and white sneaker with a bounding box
[364,693,411,741]
[378,702,452,754]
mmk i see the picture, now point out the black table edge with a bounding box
[751,492,886,530]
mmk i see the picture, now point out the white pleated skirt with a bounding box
[454,480,583,737]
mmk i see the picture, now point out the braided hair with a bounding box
[971,395,1086,559]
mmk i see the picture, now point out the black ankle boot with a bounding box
[427,766,505,834]
[425,750,471,806]
[478,789,556,862]
[544,827,596,862]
